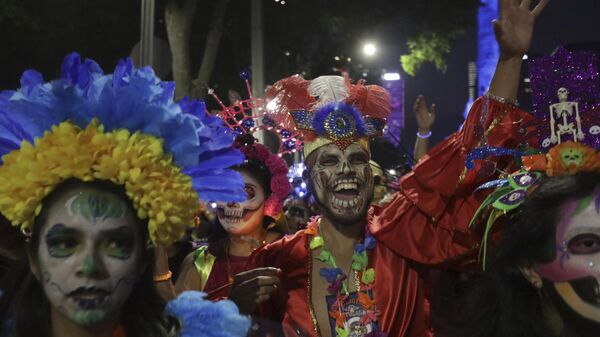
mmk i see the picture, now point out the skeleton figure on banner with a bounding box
[550,87,585,144]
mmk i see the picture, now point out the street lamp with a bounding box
[362,43,377,57]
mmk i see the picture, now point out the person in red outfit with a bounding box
[237,1,549,336]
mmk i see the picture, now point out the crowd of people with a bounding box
[0,0,598,336]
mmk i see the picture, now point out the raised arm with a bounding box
[413,95,436,162]
[489,0,549,101]
[370,0,548,266]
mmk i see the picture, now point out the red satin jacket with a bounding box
[247,97,537,337]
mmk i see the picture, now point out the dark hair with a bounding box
[0,179,176,337]
[457,172,600,337]
[207,158,278,243]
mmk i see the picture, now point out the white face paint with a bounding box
[216,171,266,235]
[35,186,143,327]
[309,143,374,226]
[537,193,600,323]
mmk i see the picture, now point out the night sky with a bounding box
[1,0,599,158]
[399,0,600,151]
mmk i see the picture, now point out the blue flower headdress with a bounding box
[0,53,245,245]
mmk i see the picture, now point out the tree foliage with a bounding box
[401,32,453,76]
[0,0,479,92]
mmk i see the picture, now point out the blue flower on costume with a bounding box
[166,291,250,337]
[312,102,367,140]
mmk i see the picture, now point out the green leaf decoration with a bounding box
[468,186,512,229]
[310,236,324,250]
[480,208,505,270]
[316,250,333,264]
[362,268,375,284]
[351,251,368,271]
[336,326,349,337]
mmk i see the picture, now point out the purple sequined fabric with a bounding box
[528,46,600,149]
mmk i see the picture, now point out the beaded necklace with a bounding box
[306,219,386,337]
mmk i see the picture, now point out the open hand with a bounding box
[229,267,281,314]
[494,0,549,60]
[414,95,436,133]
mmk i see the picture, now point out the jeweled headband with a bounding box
[264,75,392,158]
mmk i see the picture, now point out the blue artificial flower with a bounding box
[166,291,250,337]
[364,235,376,250]
[320,267,343,283]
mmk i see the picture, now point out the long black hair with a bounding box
[0,179,176,337]
[457,172,600,337]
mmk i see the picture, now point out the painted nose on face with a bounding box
[340,159,354,175]
[77,252,107,279]
[227,202,239,208]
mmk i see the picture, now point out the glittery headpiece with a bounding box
[209,74,292,218]
[529,46,600,150]
[209,71,303,156]
[264,75,392,158]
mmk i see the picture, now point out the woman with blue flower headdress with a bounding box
[0,53,250,337]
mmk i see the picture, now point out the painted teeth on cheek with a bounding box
[224,208,243,218]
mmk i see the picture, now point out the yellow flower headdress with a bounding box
[0,53,245,246]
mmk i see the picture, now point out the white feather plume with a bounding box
[308,76,349,108]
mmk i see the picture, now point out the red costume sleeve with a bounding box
[369,96,537,266]
[246,234,308,336]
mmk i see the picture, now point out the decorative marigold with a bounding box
[522,141,600,176]
[0,120,199,246]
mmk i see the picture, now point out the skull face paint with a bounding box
[537,192,600,323]
[308,143,374,226]
[216,171,266,235]
[35,187,143,327]
[284,198,310,232]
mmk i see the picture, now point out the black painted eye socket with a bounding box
[568,233,600,255]
[245,186,256,199]
[320,156,338,166]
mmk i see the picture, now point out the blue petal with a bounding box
[19,70,44,96]
[364,236,376,249]
[319,267,342,283]
[166,291,250,337]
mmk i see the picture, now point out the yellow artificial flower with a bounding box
[0,120,199,246]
